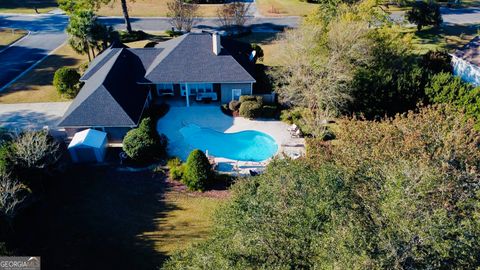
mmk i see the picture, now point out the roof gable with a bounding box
[144,33,255,83]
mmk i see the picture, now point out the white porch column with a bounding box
[186,83,190,107]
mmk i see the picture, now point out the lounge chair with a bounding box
[287,124,298,132]
[291,129,303,138]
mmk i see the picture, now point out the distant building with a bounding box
[451,36,480,86]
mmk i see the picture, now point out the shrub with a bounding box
[144,41,157,48]
[119,30,148,43]
[53,67,81,98]
[239,95,263,104]
[406,1,442,31]
[422,50,452,74]
[182,149,211,191]
[228,100,241,111]
[165,29,183,37]
[167,157,186,180]
[122,118,167,162]
[251,43,264,62]
[260,105,278,119]
[239,100,262,119]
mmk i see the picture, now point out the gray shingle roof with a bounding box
[57,48,153,127]
[453,36,480,66]
[144,33,256,83]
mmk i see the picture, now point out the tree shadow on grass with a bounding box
[11,166,182,269]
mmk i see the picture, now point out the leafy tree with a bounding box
[182,149,211,191]
[53,67,81,98]
[59,0,134,33]
[122,118,167,162]
[407,1,443,31]
[167,0,199,32]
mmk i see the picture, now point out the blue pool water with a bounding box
[179,124,278,161]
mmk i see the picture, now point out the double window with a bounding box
[181,83,213,96]
[156,83,174,96]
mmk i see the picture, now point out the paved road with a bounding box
[0,102,71,130]
[390,7,480,25]
[99,16,299,32]
[0,13,68,90]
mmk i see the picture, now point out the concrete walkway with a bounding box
[157,105,305,173]
[0,102,71,130]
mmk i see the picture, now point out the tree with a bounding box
[216,1,251,30]
[182,149,211,191]
[167,0,199,32]
[59,0,134,33]
[122,118,168,162]
[0,173,27,225]
[53,67,81,98]
[67,10,101,61]
[407,1,443,31]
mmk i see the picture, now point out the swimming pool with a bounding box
[179,124,278,162]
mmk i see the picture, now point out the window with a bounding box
[232,89,242,101]
[156,83,173,96]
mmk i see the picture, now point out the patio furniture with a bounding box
[196,92,218,101]
[287,124,298,132]
[291,129,303,138]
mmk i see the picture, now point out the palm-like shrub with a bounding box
[182,149,211,191]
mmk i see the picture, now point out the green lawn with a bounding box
[12,165,223,269]
[234,32,283,66]
[0,0,57,14]
[256,0,318,16]
[0,28,28,50]
[399,24,479,54]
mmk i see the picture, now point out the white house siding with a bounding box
[452,55,480,86]
[220,83,253,103]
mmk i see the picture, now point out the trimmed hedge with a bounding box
[261,105,279,119]
[182,149,212,191]
[239,95,263,104]
[53,67,81,98]
[239,100,262,119]
[122,118,167,162]
[167,157,185,180]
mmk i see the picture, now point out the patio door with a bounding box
[232,89,242,101]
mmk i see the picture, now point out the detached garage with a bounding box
[68,129,108,163]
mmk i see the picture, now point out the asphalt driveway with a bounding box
[0,102,71,130]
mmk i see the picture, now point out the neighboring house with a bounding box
[57,32,256,141]
[451,36,480,86]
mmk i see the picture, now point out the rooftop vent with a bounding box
[213,32,221,55]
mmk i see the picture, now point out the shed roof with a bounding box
[68,129,107,149]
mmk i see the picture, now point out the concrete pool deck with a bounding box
[156,106,305,174]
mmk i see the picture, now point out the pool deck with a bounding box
[156,105,305,174]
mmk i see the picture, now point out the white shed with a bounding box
[68,129,108,163]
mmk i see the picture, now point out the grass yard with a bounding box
[0,0,57,14]
[12,166,223,269]
[234,32,283,66]
[0,43,87,104]
[97,0,221,17]
[402,24,479,54]
[0,28,28,51]
[256,0,318,17]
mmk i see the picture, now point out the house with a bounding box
[57,32,256,141]
[451,36,480,86]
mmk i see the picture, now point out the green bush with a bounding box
[122,117,167,162]
[167,157,186,180]
[251,43,264,62]
[228,100,241,111]
[53,67,81,98]
[144,41,157,48]
[239,101,262,119]
[260,105,278,119]
[119,30,148,43]
[239,95,263,104]
[182,149,212,191]
[165,29,183,37]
